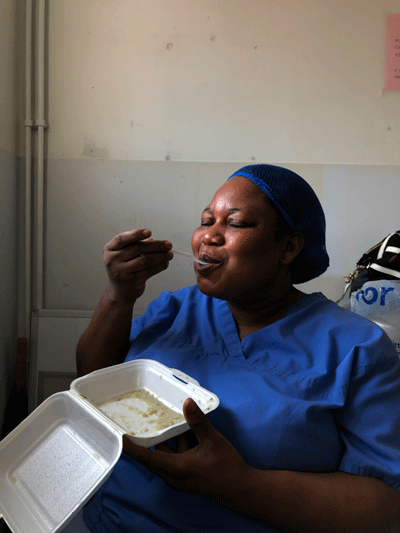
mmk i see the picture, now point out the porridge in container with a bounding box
[96,388,185,436]
[71,359,219,447]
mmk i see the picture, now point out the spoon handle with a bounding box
[171,249,209,265]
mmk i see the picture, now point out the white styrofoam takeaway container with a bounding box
[0,359,219,533]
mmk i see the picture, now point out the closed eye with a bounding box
[228,220,254,228]
[200,219,253,228]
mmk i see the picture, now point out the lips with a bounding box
[199,253,221,264]
[195,253,222,274]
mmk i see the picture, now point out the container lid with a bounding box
[0,359,220,532]
[0,391,122,533]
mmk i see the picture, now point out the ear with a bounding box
[280,232,304,266]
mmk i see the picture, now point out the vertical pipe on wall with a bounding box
[24,0,33,342]
[35,0,46,310]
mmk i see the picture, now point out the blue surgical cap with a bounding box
[228,164,329,284]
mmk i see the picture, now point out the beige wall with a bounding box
[0,0,18,153]
[44,0,400,165]
[1,0,399,403]
[39,0,400,313]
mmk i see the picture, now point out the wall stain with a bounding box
[83,138,109,159]
[166,43,173,50]
[210,34,216,42]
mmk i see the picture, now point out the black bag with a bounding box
[337,231,400,305]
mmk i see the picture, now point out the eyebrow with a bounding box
[202,207,243,213]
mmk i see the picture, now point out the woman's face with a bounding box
[191,176,291,304]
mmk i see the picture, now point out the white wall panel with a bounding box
[44,159,329,311]
[298,165,400,298]
[44,159,233,310]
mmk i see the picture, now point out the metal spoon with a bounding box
[171,249,210,265]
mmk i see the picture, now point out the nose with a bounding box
[201,225,224,246]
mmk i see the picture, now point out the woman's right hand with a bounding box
[103,228,173,303]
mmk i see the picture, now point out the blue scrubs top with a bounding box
[84,287,400,533]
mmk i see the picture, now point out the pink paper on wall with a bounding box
[384,13,400,91]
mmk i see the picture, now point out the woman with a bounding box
[76,165,400,533]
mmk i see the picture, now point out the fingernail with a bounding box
[185,398,198,413]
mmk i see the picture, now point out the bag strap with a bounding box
[370,232,400,278]
[337,231,400,304]
[377,233,397,259]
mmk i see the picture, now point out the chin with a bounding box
[195,278,230,301]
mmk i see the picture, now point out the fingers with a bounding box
[106,229,152,251]
[103,229,173,302]
[123,249,172,272]
[182,398,215,443]
[105,251,172,289]
[123,436,154,464]
[105,230,172,267]
[105,229,172,259]
[177,431,197,453]
[155,442,174,453]
[123,436,177,474]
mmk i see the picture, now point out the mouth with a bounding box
[200,253,221,264]
[195,253,222,272]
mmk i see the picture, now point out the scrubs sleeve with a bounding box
[129,291,176,342]
[335,335,400,491]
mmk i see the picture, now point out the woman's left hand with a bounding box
[123,399,400,533]
[123,398,252,503]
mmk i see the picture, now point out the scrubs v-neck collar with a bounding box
[216,293,321,360]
